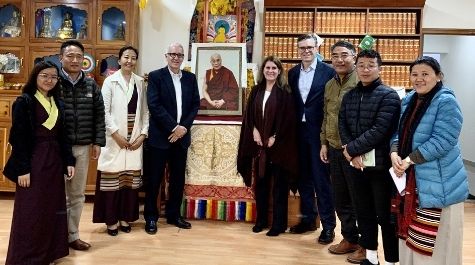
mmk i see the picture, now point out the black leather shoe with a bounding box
[145,220,157,234]
[120,225,131,233]
[318,229,335,245]
[360,259,379,265]
[107,228,118,236]
[252,225,267,233]
[289,221,317,234]
[167,217,192,229]
[266,228,286,237]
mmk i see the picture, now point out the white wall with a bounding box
[423,35,475,163]
[423,0,475,29]
[138,0,196,74]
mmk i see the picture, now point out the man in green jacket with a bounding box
[320,40,364,263]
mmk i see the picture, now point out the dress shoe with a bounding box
[167,217,192,229]
[145,220,157,234]
[107,228,118,236]
[328,239,359,254]
[266,228,286,237]
[252,225,267,233]
[317,229,335,245]
[289,221,317,234]
[120,225,131,233]
[347,246,366,264]
[68,239,91,251]
[360,259,379,265]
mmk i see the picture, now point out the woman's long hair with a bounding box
[22,61,61,98]
[257,56,291,93]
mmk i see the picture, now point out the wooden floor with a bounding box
[0,194,474,264]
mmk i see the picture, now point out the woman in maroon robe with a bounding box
[237,56,298,237]
[3,61,75,264]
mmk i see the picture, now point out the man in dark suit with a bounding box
[287,34,337,244]
[144,42,200,234]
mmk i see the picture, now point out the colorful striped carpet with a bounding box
[180,198,256,222]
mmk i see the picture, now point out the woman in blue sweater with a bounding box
[390,56,468,265]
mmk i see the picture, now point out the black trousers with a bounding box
[342,166,399,262]
[254,162,289,231]
[328,147,359,244]
[144,144,188,222]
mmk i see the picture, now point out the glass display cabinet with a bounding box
[0,1,25,42]
[97,1,131,45]
[32,4,90,42]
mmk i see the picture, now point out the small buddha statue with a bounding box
[57,12,74,39]
[113,22,125,40]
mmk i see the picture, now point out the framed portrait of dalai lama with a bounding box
[191,43,246,116]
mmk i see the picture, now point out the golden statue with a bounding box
[57,12,74,39]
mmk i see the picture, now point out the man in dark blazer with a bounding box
[288,34,337,244]
[144,42,200,234]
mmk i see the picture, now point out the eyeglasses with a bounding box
[298,46,315,52]
[356,64,378,71]
[331,53,354,61]
[38,73,60,81]
[167,53,185,59]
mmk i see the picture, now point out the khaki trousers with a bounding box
[66,145,90,243]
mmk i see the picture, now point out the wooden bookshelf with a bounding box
[263,0,426,90]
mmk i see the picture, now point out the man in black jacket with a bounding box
[59,40,106,251]
[339,50,400,265]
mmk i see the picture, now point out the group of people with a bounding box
[3,32,469,265]
[3,40,199,264]
[238,33,468,265]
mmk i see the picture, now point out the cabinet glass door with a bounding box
[0,2,25,41]
[32,3,91,42]
[97,1,130,45]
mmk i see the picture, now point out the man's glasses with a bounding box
[298,46,315,52]
[331,53,354,61]
[167,53,185,59]
[38,73,60,81]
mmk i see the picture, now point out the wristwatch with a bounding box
[405,156,414,165]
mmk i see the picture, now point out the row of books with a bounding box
[318,38,361,60]
[316,12,366,34]
[377,39,420,61]
[264,11,418,35]
[264,11,313,33]
[368,12,417,34]
[282,62,297,74]
[265,36,419,63]
[279,64,410,89]
[265,37,363,60]
[381,65,411,88]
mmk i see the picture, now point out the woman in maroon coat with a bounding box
[237,56,298,237]
[4,61,75,264]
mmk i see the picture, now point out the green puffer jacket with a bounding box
[320,70,358,149]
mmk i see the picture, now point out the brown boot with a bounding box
[346,246,365,264]
[328,239,359,254]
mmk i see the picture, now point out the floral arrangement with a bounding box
[210,0,236,16]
